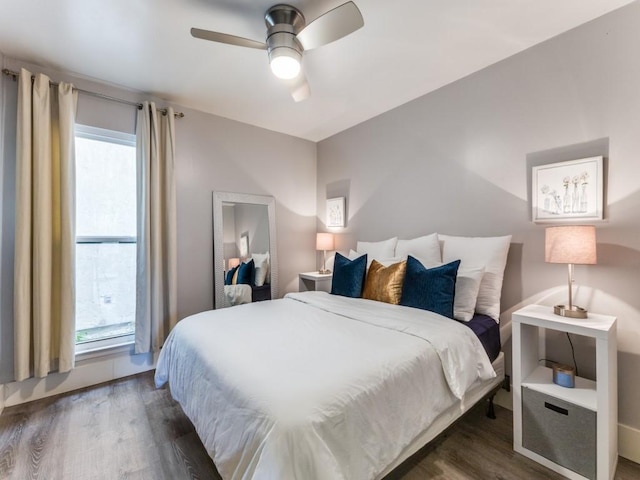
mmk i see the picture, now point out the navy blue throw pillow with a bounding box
[236,259,255,285]
[330,252,368,298]
[400,256,461,319]
[225,265,238,285]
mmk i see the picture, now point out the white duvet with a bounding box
[155,291,495,480]
[224,284,253,306]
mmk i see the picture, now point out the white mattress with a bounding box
[155,291,497,480]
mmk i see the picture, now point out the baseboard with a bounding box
[619,423,640,464]
[4,349,156,408]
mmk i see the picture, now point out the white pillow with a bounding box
[325,254,336,273]
[356,237,398,260]
[348,249,362,260]
[395,233,441,265]
[454,267,485,322]
[376,257,404,267]
[251,252,270,286]
[348,249,401,268]
[440,234,511,322]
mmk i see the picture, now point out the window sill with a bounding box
[75,338,135,361]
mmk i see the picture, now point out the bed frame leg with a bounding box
[486,394,496,419]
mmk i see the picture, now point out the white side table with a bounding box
[298,272,332,293]
[512,304,617,480]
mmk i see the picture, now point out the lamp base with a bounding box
[553,304,588,319]
[318,269,331,274]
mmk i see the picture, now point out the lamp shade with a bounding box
[316,233,334,251]
[545,225,597,265]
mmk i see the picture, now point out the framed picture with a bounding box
[532,156,603,223]
[240,233,249,258]
[326,197,345,227]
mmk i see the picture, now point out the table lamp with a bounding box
[545,225,596,318]
[316,233,334,274]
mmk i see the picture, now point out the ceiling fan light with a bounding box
[269,49,301,79]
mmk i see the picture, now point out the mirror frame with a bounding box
[212,191,278,308]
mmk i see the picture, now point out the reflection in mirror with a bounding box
[213,192,278,309]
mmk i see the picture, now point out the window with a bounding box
[75,126,137,352]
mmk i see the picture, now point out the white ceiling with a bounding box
[0,0,635,141]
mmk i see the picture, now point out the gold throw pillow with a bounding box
[362,260,407,305]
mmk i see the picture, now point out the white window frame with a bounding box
[74,125,137,356]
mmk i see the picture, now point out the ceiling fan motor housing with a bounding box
[265,5,305,66]
[190,1,364,99]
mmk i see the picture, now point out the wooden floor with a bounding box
[1,372,638,480]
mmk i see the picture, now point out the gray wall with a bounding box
[222,204,239,259]
[173,107,317,318]
[221,203,271,265]
[234,204,270,257]
[0,56,317,384]
[317,2,640,430]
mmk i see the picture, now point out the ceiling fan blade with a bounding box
[296,1,364,51]
[286,73,311,102]
[191,28,267,50]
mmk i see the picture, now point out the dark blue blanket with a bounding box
[457,313,501,362]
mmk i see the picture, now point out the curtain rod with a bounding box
[2,68,184,118]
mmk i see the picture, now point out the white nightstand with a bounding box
[298,272,332,293]
[512,304,617,480]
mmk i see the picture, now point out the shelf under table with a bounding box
[522,366,597,411]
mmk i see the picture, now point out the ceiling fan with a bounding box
[191,1,364,102]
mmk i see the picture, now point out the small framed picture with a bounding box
[532,156,603,223]
[326,197,345,228]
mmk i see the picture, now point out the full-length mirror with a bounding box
[213,191,278,308]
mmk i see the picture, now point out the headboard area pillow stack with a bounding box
[236,259,255,285]
[330,233,511,323]
[440,234,511,322]
[225,253,271,288]
[453,267,485,321]
[252,252,270,287]
[362,259,407,305]
[395,233,441,266]
[356,237,397,259]
[400,257,460,318]
[331,253,368,298]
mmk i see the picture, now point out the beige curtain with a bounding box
[14,68,78,381]
[135,102,177,354]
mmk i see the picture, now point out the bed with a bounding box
[224,252,272,306]
[156,291,503,479]
[156,233,511,479]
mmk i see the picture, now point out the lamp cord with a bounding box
[566,332,579,377]
[538,333,579,377]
